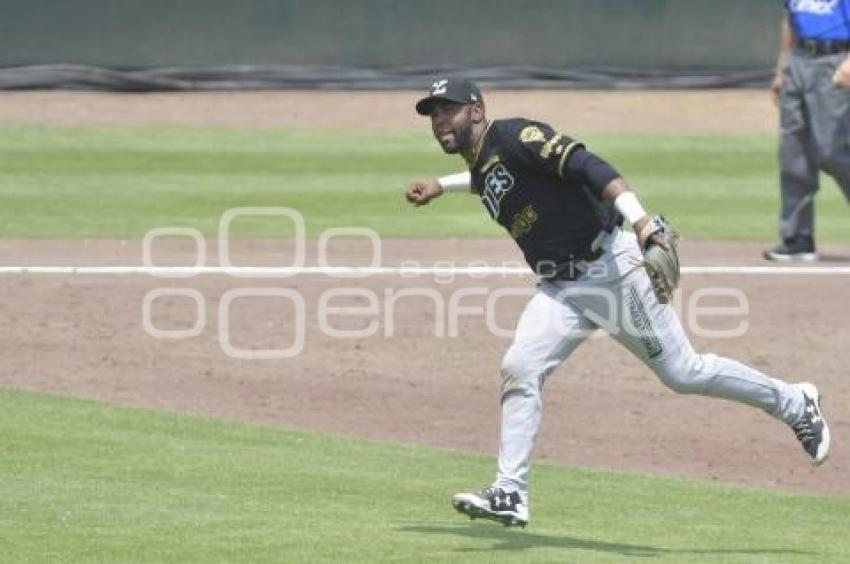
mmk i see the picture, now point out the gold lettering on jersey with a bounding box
[519,125,545,144]
[509,205,539,239]
[479,155,501,174]
[540,133,563,159]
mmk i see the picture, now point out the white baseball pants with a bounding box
[495,229,805,497]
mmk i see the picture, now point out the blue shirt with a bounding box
[786,0,850,40]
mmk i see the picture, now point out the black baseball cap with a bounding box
[415,78,484,116]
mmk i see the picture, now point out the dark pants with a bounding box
[779,49,850,241]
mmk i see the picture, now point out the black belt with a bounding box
[795,38,850,56]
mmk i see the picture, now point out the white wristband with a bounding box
[437,171,471,193]
[614,191,647,225]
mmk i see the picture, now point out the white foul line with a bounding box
[0,265,848,276]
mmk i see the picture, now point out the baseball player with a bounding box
[405,78,831,528]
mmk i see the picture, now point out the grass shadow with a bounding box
[398,523,815,558]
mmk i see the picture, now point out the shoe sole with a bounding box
[763,251,819,262]
[800,382,830,466]
[451,498,528,528]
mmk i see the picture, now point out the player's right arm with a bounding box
[406,172,471,206]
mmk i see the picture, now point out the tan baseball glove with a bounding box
[641,216,680,304]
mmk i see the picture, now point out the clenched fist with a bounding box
[406,178,443,206]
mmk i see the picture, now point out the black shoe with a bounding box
[763,237,818,262]
[791,383,830,466]
[452,486,529,527]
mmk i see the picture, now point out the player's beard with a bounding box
[439,118,473,155]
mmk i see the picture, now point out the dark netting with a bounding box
[0,64,772,91]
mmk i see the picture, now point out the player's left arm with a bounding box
[598,178,663,249]
[512,124,666,248]
[560,147,666,249]
[524,128,679,301]
[596,172,680,304]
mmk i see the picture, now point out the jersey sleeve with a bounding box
[561,147,621,199]
[510,121,585,181]
[510,120,621,200]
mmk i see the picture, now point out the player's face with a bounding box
[429,101,474,154]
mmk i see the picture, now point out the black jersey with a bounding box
[470,118,623,278]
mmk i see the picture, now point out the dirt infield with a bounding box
[1,237,848,497]
[0,90,777,133]
[1,91,847,497]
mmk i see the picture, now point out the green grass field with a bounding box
[2,125,849,562]
[1,124,848,241]
[2,389,848,564]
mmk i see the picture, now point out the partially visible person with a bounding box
[765,0,850,261]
